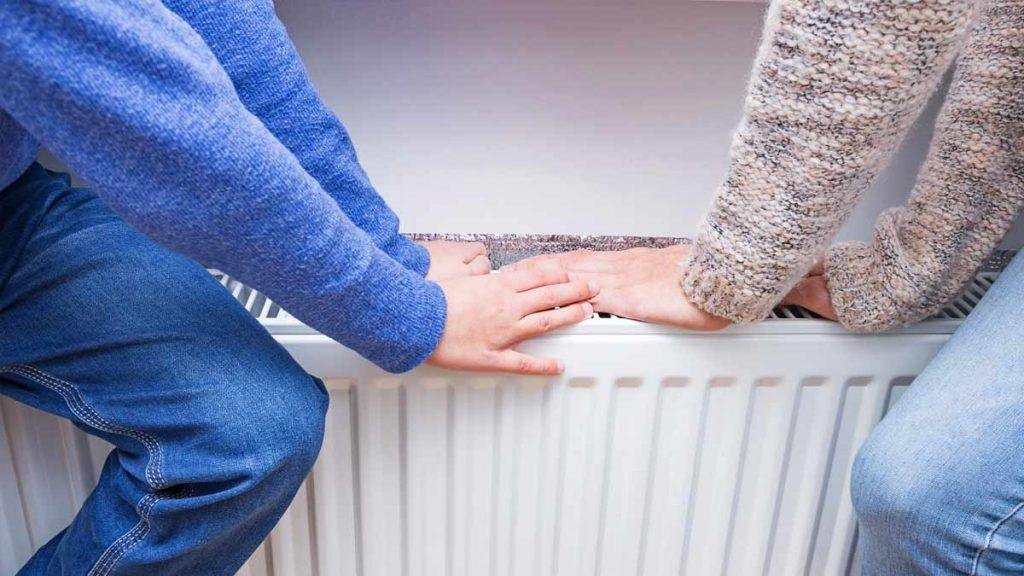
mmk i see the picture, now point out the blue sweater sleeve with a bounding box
[162,0,431,276]
[0,0,445,373]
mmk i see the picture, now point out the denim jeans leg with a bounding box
[0,165,328,575]
[851,250,1024,575]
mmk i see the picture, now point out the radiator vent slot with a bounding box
[211,250,1013,326]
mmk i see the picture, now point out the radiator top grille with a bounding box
[211,236,1014,331]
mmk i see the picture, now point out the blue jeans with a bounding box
[852,250,1024,574]
[0,164,328,575]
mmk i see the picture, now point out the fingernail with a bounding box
[568,272,579,281]
[588,280,600,294]
[583,302,594,315]
[556,360,565,373]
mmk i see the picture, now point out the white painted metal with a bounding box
[0,270,995,575]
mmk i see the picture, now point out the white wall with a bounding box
[40,0,1024,247]
[272,0,1022,246]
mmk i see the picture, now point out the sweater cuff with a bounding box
[382,233,431,277]
[825,241,906,332]
[322,249,446,373]
[680,244,782,323]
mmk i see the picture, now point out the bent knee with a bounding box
[223,362,328,480]
[249,372,329,479]
[850,425,955,538]
[851,433,910,528]
[172,342,328,493]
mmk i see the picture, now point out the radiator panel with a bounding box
[1,331,944,576]
[2,250,1013,574]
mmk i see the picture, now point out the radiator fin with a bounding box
[0,371,922,576]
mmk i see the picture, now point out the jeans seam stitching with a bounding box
[90,492,163,576]
[970,498,1024,575]
[0,364,166,488]
[0,364,167,576]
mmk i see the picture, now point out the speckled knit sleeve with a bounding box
[825,0,1024,331]
[681,0,981,323]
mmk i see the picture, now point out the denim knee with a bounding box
[178,345,329,503]
[242,369,329,489]
[850,425,947,545]
[851,433,908,530]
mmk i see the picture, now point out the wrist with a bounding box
[680,243,781,323]
[323,249,446,372]
[381,234,430,276]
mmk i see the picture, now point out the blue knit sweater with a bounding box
[0,0,445,373]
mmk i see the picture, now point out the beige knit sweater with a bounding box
[682,0,1023,331]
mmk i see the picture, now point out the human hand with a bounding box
[507,244,729,331]
[427,266,600,374]
[420,240,491,282]
[781,261,837,320]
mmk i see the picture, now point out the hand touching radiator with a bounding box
[420,240,492,281]
[508,244,729,331]
[428,265,599,375]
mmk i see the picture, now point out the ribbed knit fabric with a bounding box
[827,0,1024,331]
[162,0,430,276]
[0,0,444,372]
[682,0,986,326]
[0,1,429,276]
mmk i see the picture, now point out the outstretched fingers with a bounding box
[495,350,565,375]
[517,280,599,315]
[517,301,594,340]
[501,263,570,292]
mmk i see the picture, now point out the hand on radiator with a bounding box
[507,244,729,331]
[426,265,600,375]
[420,240,492,281]
[781,261,838,320]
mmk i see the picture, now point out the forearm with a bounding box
[826,0,1024,331]
[682,0,978,322]
[0,109,36,191]
[0,0,443,371]
[163,0,430,274]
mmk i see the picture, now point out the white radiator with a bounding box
[0,265,1005,576]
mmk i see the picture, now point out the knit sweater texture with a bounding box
[0,0,443,372]
[683,0,1023,331]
